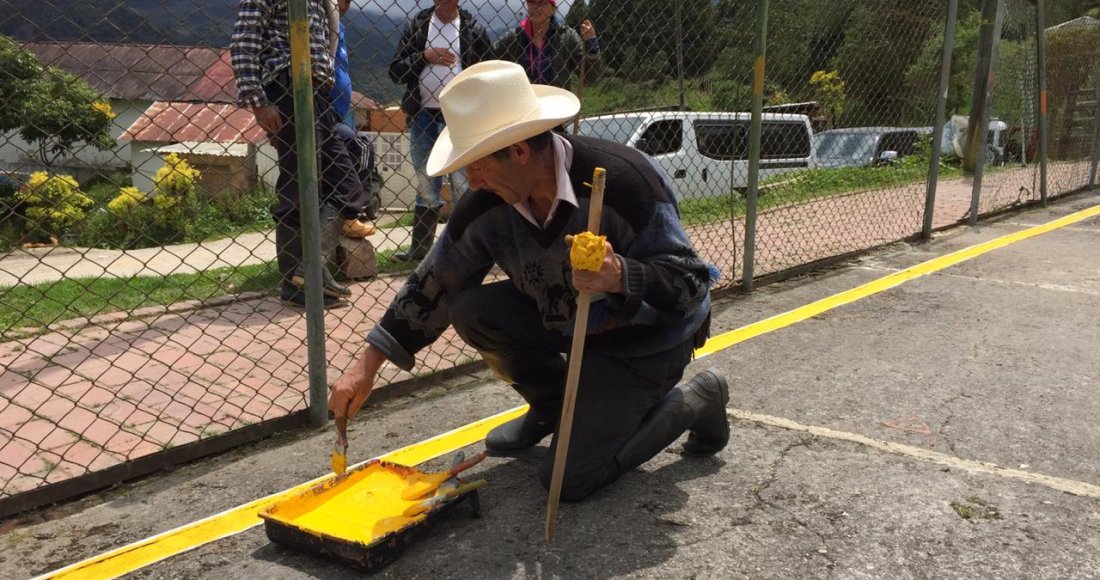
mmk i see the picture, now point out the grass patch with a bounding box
[0,261,281,337]
[675,160,963,226]
[375,247,417,275]
[0,248,422,337]
[381,212,414,229]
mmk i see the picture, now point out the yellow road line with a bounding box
[695,203,1100,358]
[36,406,527,580]
[37,202,1100,579]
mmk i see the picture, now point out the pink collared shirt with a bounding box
[513,133,579,229]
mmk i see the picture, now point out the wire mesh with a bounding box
[0,0,1096,513]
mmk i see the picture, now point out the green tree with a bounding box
[903,10,983,120]
[0,35,43,132]
[810,70,846,128]
[19,65,117,168]
[565,0,590,28]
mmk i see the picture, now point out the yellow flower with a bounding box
[569,231,607,272]
[107,186,146,214]
[92,101,117,120]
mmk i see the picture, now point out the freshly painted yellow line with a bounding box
[36,201,1100,579]
[695,202,1100,358]
[35,405,527,580]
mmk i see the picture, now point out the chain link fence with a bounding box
[0,0,1097,516]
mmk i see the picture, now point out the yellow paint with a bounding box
[753,56,765,95]
[265,463,428,543]
[331,451,346,475]
[401,473,449,501]
[569,231,607,272]
[37,202,1100,579]
[695,202,1100,359]
[37,405,526,580]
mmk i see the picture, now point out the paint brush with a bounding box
[400,452,487,500]
[331,417,348,475]
[402,479,486,518]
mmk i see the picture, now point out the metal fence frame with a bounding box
[1,0,1097,518]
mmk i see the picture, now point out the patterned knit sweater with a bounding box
[368,134,711,371]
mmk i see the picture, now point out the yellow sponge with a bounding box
[570,231,607,272]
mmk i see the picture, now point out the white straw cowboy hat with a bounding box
[427,60,580,176]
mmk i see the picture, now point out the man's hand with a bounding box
[566,235,622,294]
[579,19,597,41]
[252,104,283,136]
[329,346,386,421]
[424,47,458,67]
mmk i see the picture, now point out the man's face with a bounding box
[465,148,528,206]
[434,0,459,14]
[338,0,350,16]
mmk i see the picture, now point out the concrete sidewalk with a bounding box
[5,190,1099,579]
[0,221,429,288]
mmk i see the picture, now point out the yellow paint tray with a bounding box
[260,459,482,572]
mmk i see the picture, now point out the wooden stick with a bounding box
[545,167,606,542]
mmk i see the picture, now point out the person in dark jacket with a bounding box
[330,61,728,503]
[231,0,373,309]
[387,0,492,262]
[494,0,602,90]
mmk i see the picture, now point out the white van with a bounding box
[577,111,813,200]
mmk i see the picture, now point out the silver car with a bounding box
[811,127,930,169]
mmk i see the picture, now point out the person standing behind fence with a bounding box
[388,0,492,263]
[494,0,602,91]
[330,0,357,129]
[231,0,375,310]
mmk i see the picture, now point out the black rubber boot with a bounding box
[291,205,351,298]
[485,410,557,456]
[614,368,730,472]
[276,221,346,309]
[392,205,440,263]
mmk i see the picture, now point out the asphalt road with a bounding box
[5,191,1100,579]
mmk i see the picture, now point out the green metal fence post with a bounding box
[742,0,768,292]
[923,0,959,239]
[967,0,1005,226]
[1090,73,1100,189]
[288,0,329,427]
[1036,0,1049,203]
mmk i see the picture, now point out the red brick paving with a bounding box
[0,161,1093,500]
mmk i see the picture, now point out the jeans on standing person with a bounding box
[409,107,466,209]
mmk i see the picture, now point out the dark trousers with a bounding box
[451,281,695,500]
[266,74,365,226]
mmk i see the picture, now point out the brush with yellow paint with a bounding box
[400,451,486,500]
[332,417,348,475]
[402,479,487,518]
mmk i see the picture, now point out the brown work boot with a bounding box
[342,218,376,238]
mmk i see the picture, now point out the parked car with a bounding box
[811,127,932,169]
[577,110,813,199]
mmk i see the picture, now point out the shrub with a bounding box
[15,171,93,241]
[152,153,201,231]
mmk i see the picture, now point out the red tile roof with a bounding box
[120,102,266,145]
[20,42,237,103]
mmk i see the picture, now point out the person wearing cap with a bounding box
[388,0,493,263]
[494,0,602,90]
[330,61,728,502]
[230,0,375,309]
